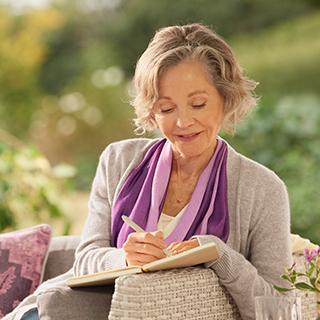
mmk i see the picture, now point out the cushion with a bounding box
[0,224,52,318]
[43,235,80,281]
[37,281,114,320]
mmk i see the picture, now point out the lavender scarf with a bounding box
[111,138,229,248]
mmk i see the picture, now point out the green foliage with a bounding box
[0,141,74,234]
[231,11,320,96]
[226,94,320,244]
[41,0,314,81]
[274,247,320,298]
[227,13,320,244]
[0,7,63,137]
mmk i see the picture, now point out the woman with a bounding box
[73,23,292,319]
[6,23,291,320]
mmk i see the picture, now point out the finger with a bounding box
[168,242,185,252]
[171,245,194,255]
[132,232,167,249]
[167,242,179,251]
[152,230,164,240]
[171,240,199,255]
[124,242,166,259]
[123,234,166,258]
[169,245,186,255]
[169,239,198,252]
[127,260,143,267]
[126,257,143,267]
[167,240,195,254]
[127,252,160,264]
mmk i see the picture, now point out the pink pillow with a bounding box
[0,224,52,318]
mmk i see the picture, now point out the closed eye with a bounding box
[192,103,206,109]
[160,107,175,114]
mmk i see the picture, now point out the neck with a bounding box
[172,139,218,179]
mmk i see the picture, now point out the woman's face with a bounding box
[153,60,224,160]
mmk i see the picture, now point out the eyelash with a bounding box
[193,103,206,109]
[160,108,174,114]
[160,103,206,113]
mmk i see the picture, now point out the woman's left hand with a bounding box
[167,238,199,255]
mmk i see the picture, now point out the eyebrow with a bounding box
[158,90,208,100]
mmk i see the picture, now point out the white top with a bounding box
[157,206,186,238]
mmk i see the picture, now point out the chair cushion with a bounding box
[0,224,51,318]
[43,235,80,281]
[37,281,114,320]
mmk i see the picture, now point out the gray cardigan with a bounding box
[73,138,292,320]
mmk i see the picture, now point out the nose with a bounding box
[176,108,194,128]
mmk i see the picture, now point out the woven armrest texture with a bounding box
[109,267,241,320]
[108,256,318,320]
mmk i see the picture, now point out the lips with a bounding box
[175,132,201,141]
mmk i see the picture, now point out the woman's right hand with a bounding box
[123,231,167,266]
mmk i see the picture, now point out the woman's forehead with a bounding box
[158,90,209,101]
[157,61,218,99]
[159,60,212,83]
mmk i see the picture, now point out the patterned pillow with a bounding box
[0,224,52,318]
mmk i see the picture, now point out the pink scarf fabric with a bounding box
[112,138,229,248]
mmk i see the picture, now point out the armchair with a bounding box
[37,236,320,319]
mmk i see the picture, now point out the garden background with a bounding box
[0,0,319,244]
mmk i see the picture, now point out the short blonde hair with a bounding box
[130,23,258,134]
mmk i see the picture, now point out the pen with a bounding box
[121,215,171,257]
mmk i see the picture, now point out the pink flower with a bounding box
[304,246,320,263]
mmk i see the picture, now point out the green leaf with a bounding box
[310,277,317,287]
[307,263,315,277]
[287,263,296,272]
[290,273,297,283]
[281,275,292,283]
[273,284,293,292]
[294,282,315,291]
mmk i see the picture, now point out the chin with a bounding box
[175,146,206,159]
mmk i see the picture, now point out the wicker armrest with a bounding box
[109,257,318,320]
[109,267,241,320]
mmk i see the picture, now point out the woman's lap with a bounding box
[36,283,114,320]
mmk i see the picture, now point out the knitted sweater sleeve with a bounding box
[73,144,127,276]
[194,166,293,320]
[72,139,154,276]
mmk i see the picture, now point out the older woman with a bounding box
[6,23,291,320]
[74,23,292,319]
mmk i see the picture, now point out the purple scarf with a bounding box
[111,138,229,248]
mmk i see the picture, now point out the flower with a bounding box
[304,247,320,264]
[273,245,320,305]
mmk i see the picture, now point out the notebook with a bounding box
[66,242,218,288]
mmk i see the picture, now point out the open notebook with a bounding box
[66,242,218,288]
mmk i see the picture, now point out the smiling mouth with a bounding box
[175,132,201,141]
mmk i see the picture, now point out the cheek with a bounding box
[155,115,175,130]
[204,108,224,130]
[154,118,170,136]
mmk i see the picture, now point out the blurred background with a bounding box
[0,0,319,243]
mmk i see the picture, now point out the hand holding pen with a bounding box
[121,215,171,267]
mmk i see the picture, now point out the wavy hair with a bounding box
[130,23,258,134]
